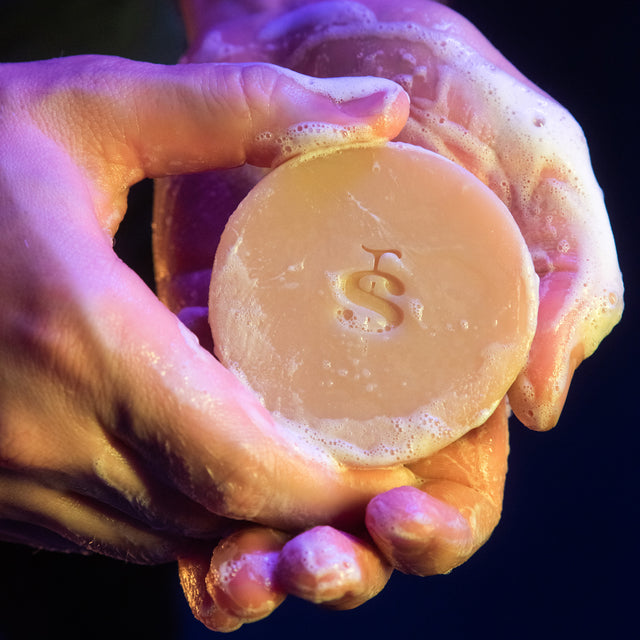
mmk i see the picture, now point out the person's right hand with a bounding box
[176,401,509,631]
[162,0,623,630]
[180,0,624,430]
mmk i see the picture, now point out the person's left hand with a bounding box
[0,54,412,562]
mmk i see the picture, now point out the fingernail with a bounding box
[338,90,393,118]
[336,82,409,137]
[212,552,284,620]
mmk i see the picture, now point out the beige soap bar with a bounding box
[210,142,538,466]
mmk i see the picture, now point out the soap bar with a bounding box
[209,142,538,467]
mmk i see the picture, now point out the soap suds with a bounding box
[266,4,622,358]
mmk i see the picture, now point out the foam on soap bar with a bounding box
[209,142,538,467]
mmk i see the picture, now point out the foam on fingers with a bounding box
[365,485,474,576]
[276,525,391,609]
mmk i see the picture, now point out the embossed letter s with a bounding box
[342,246,405,331]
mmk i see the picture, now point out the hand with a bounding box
[160,0,623,630]
[0,54,413,562]
[179,0,624,428]
[177,404,507,631]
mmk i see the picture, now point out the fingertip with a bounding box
[276,526,391,610]
[373,81,411,140]
[249,71,410,167]
[178,548,244,632]
[333,79,410,141]
[205,528,288,624]
[366,486,473,576]
[178,530,290,633]
[509,333,584,431]
[276,526,362,605]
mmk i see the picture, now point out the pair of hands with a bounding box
[159,0,623,629]
[0,0,622,632]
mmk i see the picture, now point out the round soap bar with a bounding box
[209,142,538,467]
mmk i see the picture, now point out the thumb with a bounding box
[508,269,622,430]
[28,56,408,231]
[119,60,410,171]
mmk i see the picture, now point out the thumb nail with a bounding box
[338,89,396,118]
[303,74,408,119]
[334,80,409,138]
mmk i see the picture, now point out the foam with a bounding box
[216,551,280,597]
[264,374,506,467]
[254,119,363,165]
[248,66,406,165]
[271,403,455,467]
[267,3,622,357]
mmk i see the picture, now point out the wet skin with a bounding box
[0,49,412,562]
[0,1,622,634]
[156,0,623,631]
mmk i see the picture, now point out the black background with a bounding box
[0,1,638,638]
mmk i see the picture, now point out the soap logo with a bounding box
[337,246,405,333]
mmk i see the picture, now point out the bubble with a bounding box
[409,298,425,323]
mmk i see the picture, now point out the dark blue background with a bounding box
[0,1,637,638]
